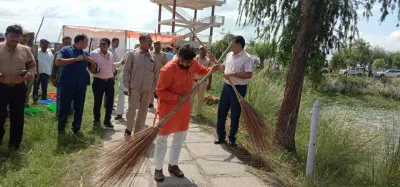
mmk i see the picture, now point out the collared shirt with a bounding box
[90,48,114,79]
[38,49,54,75]
[56,45,91,88]
[154,51,168,73]
[123,47,157,92]
[194,54,211,80]
[0,43,36,85]
[166,52,174,61]
[223,49,253,85]
[109,47,119,62]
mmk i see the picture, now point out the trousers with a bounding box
[154,131,187,170]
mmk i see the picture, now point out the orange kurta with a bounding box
[155,59,211,135]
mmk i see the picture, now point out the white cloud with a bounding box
[360,29,400,51]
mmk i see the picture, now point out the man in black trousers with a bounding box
[0,24,36,153]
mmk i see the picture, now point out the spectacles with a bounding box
[100,43,107,46]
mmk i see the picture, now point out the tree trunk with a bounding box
[274,0,325,153]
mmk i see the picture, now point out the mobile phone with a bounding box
[20,70,28,77]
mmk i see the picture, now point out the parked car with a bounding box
[339,67,364,76]
[376,69,400,77]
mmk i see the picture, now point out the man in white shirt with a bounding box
[214,36,253,148]
[194,45,212,116]
[33,39,53,101]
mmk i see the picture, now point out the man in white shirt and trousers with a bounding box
[214,35,253,148]
[33,39,54,101]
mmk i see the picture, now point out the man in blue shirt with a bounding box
[165,47,174,61]
[55,34,97,134]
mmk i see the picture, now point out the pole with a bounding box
[158,4,162,33]
[172,0,177,33]
[306,100,320,177]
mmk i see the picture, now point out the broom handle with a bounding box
[226,78,245,101]
[155,42,232,129]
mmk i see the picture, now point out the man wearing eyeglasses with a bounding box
[90,38,121,128]
[123,33,157,136]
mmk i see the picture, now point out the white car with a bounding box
[376,69,400,77]
[339,67,364,76]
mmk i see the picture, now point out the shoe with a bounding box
[168,164,184,178]
[104,121,114,129]
[154,169,164,182]
[228,141,238,148]
[93,120,100,126]
[149,103,154,108]
[124,129,132,136]
[214,138,226,144]
[114,115,123,120]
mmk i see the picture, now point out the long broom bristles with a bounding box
[240,98,274,153]
[226,78,274,153]
[95,127,159,187]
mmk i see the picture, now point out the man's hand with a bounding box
[18,71,32,81]
[223,73,235,79]
[86,56,95,64]
[211,64,221,72]
[75,55,84,62]
[178,95,190,103]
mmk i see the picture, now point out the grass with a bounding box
[192,69,400,186]
[0,78,109,186]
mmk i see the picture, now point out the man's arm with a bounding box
[55,57,82,66]
[25,47,37,80]
[123,52,133,91]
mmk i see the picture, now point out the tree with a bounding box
[247,43,275,68]
[210,33,235,60]
[391,52,400,69]
[372,58,386,69]
[238,0,400,153]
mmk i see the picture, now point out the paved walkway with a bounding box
[101,96,268,187]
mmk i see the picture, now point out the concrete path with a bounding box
[101,96,268,187]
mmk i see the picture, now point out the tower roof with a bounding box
[150,0,226,10]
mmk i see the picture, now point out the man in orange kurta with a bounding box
[153,44,218,182]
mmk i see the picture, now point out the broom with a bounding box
[189,28,274,153]
[95,42,232,187]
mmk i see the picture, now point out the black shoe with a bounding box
[93,120,100,126]
[149,103,154,108]
[154,169,164,182]
[104,121,114,129]
[228,141,238,148]
[214,138,226,144]
[124,129,132,136]
[168,164,184,178]
[114,115,123,120]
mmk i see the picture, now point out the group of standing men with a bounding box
[0,24,255,184]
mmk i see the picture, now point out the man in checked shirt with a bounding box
[123,34,157,136]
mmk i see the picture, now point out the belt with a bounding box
[94,77,114,81]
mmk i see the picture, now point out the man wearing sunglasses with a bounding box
[90,38,121,128]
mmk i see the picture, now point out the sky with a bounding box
[1,0,400,52]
